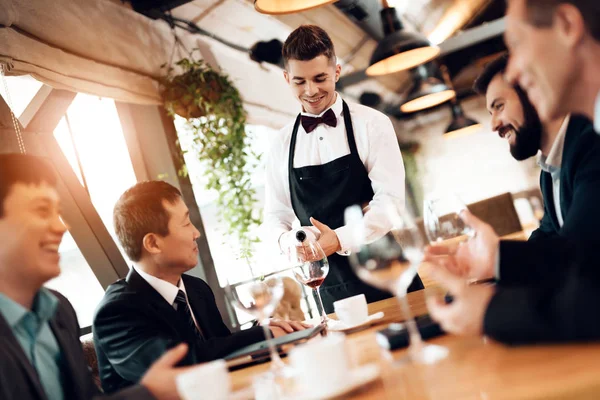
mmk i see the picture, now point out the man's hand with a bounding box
[310,217,341,256]
[268,319,312,338]
[426,267,495,336]
[424,210,499,281]
[140,343,190,400]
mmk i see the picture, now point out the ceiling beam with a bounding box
[439,17,505,56]
[24,88,76,134]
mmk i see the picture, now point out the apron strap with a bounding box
[341,101,359,156]
[288,114,302,172]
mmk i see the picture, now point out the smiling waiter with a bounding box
[263,25,424,314]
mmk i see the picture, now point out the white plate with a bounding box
[327,311,385,332]
[285,363,381,400]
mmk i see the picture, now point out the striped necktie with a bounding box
[174,290,204,340]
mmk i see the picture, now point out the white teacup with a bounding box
[289,333,350,396]
[176,359,230,400]
[333,294,369,326]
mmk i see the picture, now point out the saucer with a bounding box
[327,311,385,332]
[285,363,380,400]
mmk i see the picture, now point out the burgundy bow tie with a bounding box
[301,108,338,133]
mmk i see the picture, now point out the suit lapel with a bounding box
[127,268,200,342]
[0,313,48,400]
[182,276,212,339]
[48,308,84,400]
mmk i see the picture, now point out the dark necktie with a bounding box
[174,290,204,340]
[301,108,338,133]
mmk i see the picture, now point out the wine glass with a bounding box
[286,233,330,324]
[345,203,448,365]
[224,275,288,375]
[423,193,474,251]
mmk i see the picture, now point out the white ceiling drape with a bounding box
[0,0,297,127]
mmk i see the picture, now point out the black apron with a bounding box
[288,100,424,314]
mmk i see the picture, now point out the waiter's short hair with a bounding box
[521,0,600,41]
[282,25,336,67]
[0,153,57,217]
[113,181,182,262]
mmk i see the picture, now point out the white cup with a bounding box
[176,359,230,400]
[289,333,350,396]
[333,294,369,326]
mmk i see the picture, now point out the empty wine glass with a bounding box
[286,231,330,324]
[423,193,474,251]
[224,275,287,375]
[345,203,448,365]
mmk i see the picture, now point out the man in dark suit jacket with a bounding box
[473,53,600,241]
[94,181,308,393]
[0,154,187,400]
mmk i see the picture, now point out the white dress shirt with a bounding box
[263,93,406,254]
[595,90,600,133]
[537,114,570,228]
[133,266,201,330]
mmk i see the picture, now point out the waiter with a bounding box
[263,25,424,314]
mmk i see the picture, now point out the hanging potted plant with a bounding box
[161,55,262,261]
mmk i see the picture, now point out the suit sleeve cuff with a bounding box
[483,287,548,345]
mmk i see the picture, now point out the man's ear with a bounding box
[142,233,161,255]
[335,63,341,82]
[555,3,587,48]
[283,69,290,85]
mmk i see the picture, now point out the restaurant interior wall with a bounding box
[395,95,541,206]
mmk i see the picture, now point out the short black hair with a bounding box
[113,181,182,262]
[282,25,336,67]
[473,53,509,95]
[0,153,57,217]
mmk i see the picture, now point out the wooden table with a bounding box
[230,290,600,399]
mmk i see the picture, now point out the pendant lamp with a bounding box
[444,101,482,138]
[254,0,337,15]
[400,64,455,113]
[366,1,440,76]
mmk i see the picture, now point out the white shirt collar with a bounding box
[134,265,186,306]
[300,92,343,118]
[538,114,570,171]
[595,90,600,134]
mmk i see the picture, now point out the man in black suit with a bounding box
[93,181,309,393]
[0,153,188,400]
[473,53,600,241]
[425,0,600,344]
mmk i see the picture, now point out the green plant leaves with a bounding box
[162,57,261,259]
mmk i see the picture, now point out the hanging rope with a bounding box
[0,63,26,154]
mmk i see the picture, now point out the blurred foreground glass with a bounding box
[224,275,287,374]
[423,193,473,250]
[345,203,448,364]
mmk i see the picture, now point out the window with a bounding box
[0,74,43,121]
[49,93,139,326]
[54,93,138,264]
